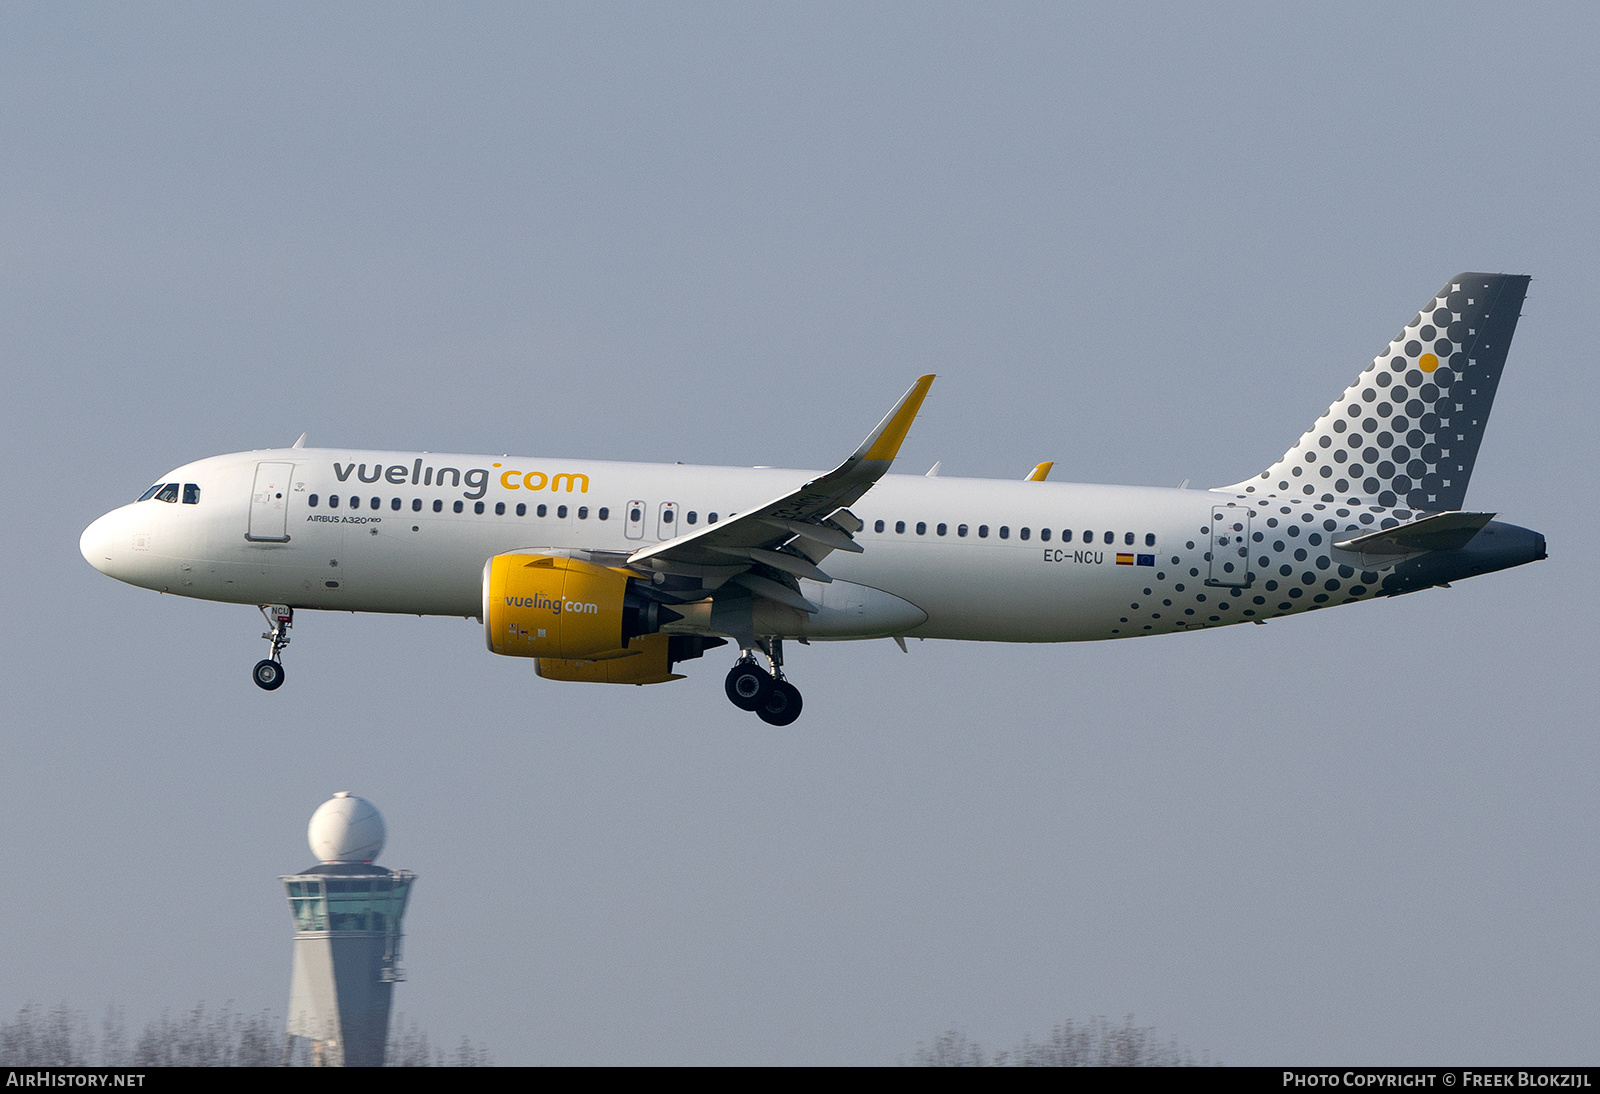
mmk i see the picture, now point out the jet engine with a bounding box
[483,553,640,659]
[482,553,712,685]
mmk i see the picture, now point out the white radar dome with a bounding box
[307,792,386,863]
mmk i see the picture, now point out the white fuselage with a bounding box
[80,447,1414,644]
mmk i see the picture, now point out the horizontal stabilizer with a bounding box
[1334,511,1495,555]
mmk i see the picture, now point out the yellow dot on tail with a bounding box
[1419,352,1439,373]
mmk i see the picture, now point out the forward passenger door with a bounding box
[246,461,295,542]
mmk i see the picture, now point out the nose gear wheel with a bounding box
[253,659,286,690]
[253,605,293,691]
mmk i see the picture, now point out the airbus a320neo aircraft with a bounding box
[82,274,1545,724]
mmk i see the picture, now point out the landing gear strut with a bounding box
[253,604,292,691]
[723,638,803,725]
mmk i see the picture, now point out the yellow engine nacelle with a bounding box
[483,553,633,660]
[535,633,683,685]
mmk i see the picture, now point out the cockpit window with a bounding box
[154,483,180,503]
[182,484,201,504]
[137,483,166,502]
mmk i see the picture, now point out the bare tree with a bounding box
[1,1002,489,1066]
[100,1006,129,1067]
[0,1003,92,1066]
[910,1014,1215,1066]
[909,1028,988,1067]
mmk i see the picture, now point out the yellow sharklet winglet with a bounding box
[855,375,936,463]
[627,374,935,576]
[1025,461,1054,482]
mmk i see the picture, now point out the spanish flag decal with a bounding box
[1116,553,1134,565]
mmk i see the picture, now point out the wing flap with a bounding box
[729,572,820,614]
[707,546,833,583]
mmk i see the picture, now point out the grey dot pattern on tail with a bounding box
[1221,273,1530,512]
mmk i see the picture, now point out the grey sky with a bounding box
[3,2,1596,1064]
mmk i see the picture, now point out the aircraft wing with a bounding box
[626,375,935,610]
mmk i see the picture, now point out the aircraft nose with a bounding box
[80,511,118,575]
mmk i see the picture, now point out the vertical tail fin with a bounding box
[1220,273,1530,510]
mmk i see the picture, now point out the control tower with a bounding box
[281,792,416,1066]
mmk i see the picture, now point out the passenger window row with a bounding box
[870,519,1155,546]
[307,494,610,520]
[635,508,720,525]
[138,483,201,504]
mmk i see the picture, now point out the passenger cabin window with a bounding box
[915,522,926,535]
[494,502,505,515]
[474,501,485,514]
[958,524,968,537]
[433,500,443,512]
[557,505,568,518]
[1124,532,1134,545]
[684,511,695,524]
[978,525,989,538]
[1103,531,1114,544]
[308,494,320,507]
[1040,528,1050,541]
[599,507,610,521]
[536,504,547,517]
[999,526,1010,539]
[895,521,906,534]
[392,498,402,511]
[1145,533,1155,546]
[413,499,422,511]
[1062,529,1073,542]
[936,523,947,536]
[875,520,885,533]
[329,495,340,508]
[182,484,201,504]
[578,506,589,519]
[453,501,464,513]
[1019,527,1030,540]
[516,503,526,516]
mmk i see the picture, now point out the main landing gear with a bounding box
[253,604,292,691]
[724,638,803,726]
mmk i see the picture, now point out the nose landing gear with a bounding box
[253,604,292,691]
[724,638,803,725]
